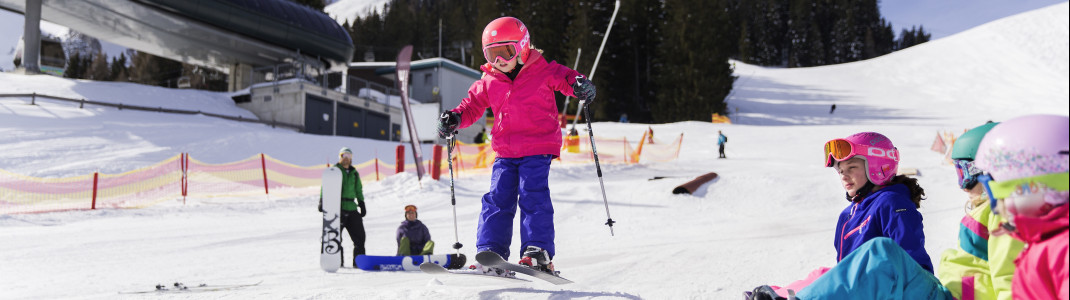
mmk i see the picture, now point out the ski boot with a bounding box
[518,246,556,275]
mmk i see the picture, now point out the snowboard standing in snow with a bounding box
[475,251,572,285]
[354,254,466,271]
[320,167,343,272]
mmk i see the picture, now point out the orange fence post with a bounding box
[260,153,269,195]
[91,172,98,210]
[396,145,405,174]
[431,145,443,180]
[375,157,380,181]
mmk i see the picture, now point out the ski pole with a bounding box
[561,48,582,120]
[582,102,616,236]
[446,135,463,252]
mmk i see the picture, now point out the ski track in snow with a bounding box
[1,3,1068,299]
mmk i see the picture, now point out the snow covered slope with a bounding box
[0,4,1067,300]
[729,1,1069,126]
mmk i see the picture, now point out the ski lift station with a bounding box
[1,0,481,142]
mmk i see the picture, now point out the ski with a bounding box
[419,262,531,282]
[119,281,262,294]
[474,251,573,285]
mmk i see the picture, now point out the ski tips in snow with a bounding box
[474,251,573,285]
[419,261,531,282]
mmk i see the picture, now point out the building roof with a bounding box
[353,57,482,80]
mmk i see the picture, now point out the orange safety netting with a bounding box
[0,154,184,214]
[444,129,684,174]
[0,153,403,214]
[2,130,682,214]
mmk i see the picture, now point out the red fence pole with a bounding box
[431,145,443,180]
[375,157,380,181]
[396,145,405,174]
[183,153,189,204]
[91,172,98,210]
[260,153,269,195]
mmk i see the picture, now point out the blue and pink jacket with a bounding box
[450,51,582,158]
[834,183,934,273]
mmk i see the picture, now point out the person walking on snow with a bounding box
[717,130,728,158]
[319,147,368,267]
[436,16,596,275]
[396,205,434,256]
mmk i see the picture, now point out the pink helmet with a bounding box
[975,114,1069,221]
[481,17,532,64]
[824,132,900,185]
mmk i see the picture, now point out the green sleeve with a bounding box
[986,210,1025,300]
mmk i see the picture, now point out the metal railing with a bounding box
[0,92,304,132]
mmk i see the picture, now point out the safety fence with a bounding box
[1,131,683,214]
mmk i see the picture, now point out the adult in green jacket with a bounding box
[320,147,368,267]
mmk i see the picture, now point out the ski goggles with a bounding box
[954,159,984,189]
[340,152,352,159]
[823,139,899,167]
[483,42,519,64]
[404,205,417,213]
[980,172,1070,212]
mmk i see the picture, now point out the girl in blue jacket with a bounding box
[747,132,946,300]
[826,132,933,272]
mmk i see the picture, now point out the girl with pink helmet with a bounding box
[975,114,1069,300]
[435,16,596,276]
[823,132,933,272]
[748,132,947,299]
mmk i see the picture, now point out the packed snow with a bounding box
[1,3,1068,299]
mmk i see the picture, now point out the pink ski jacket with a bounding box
[1010,204,1068,300]
[450,51,581,158]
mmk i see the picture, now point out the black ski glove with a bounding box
[437,111,461,139]
[358,201,367,217]
[572,76,596,103]
[746,285,787,300]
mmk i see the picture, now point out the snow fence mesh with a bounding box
[1,131,682,214]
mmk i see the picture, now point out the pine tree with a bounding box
[653,0,736,122]
[64,52,82,79]
[88,52,110,81]
[109,53,128,81]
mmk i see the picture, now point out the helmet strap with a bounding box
[846,181,876,203]
[505,63,522,80]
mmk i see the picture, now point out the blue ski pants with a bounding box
[476,155,555,260]
[796,237,953,300]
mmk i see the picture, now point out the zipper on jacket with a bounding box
[839,203,859,262]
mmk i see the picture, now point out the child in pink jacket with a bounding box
[975,114,1069,300]
[436,16,596,275]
